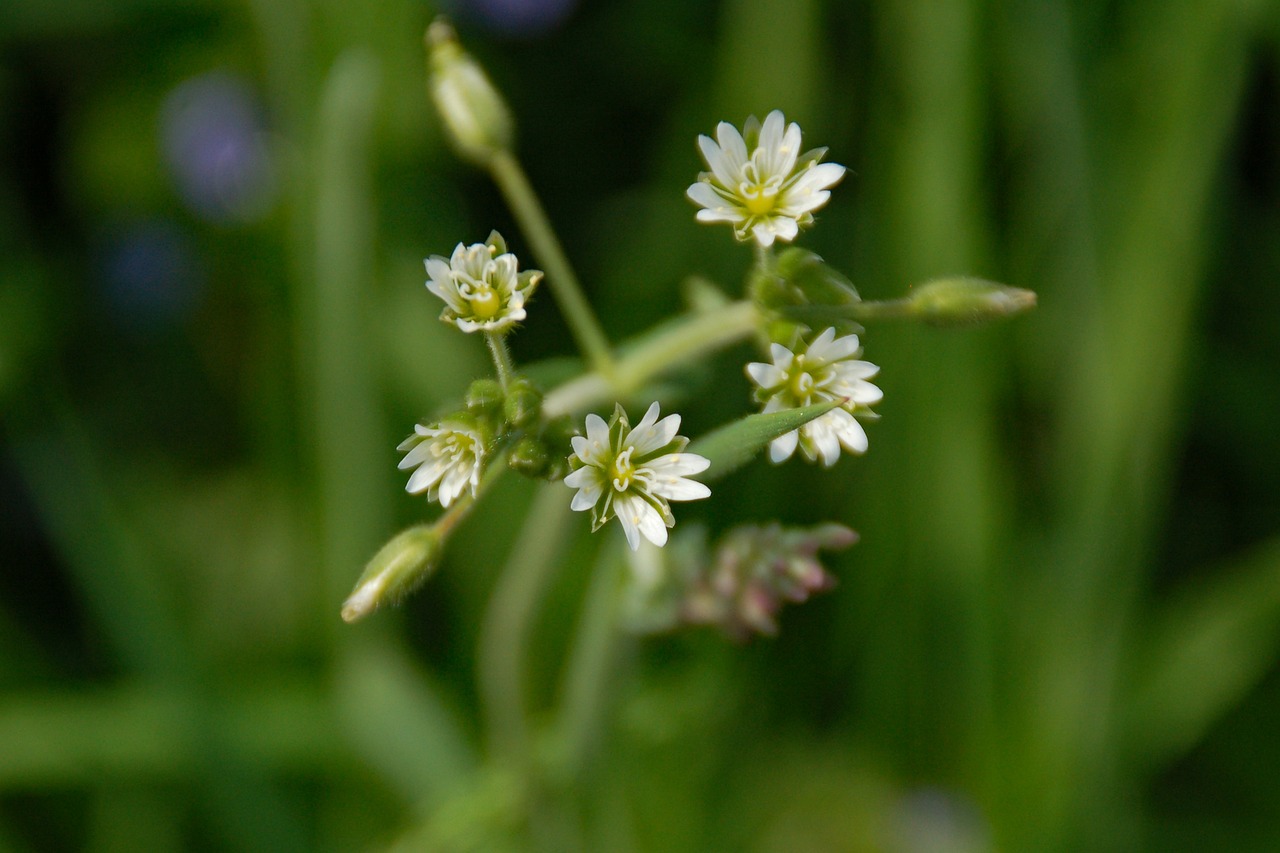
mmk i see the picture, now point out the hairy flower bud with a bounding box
[906,277,1037,328]
[426,19,514,166]
[508,435,551,478]
[503,377,543,430]
[342,525,442,623]
[465,378,505,415]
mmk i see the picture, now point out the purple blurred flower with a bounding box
[443,0,580,37]
[160,72,277,223]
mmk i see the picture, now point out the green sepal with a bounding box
[687,400,841,482]
[342,525,443,623]
[775,248,860,306]
[485,230,508,256]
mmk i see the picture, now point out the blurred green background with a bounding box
[3,0,1280,849]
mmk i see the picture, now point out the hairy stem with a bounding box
[488,150,617,379]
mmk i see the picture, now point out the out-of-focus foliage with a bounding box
[2,0,1279,850]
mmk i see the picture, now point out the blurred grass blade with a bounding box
[688,400,839,481]
[1123,537,1280,768]
[334,639,478,810]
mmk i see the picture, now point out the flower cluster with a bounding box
[564,403,711,550]
[425,231,542,333]
[625,523,858,641]
[747,328,883,466]
[397,418,487,508]
[687,110,845,248]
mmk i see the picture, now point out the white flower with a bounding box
[397,420,487,508]
[564,402,711,550]
[425,232,542,333]
[746,328,882,466]
[686,110,845,248]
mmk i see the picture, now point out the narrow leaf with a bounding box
[688,401,840,481]
[1123,537,1280,769]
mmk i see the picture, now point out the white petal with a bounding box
[769,429,799,463]
[830,407,869,454]
[789,161,846,195]
[570,434,593,462]
[808,417,842,467]
[405,459,447,493]
[781,189,831,216]
[613,494,643,551]
[777,121,803,176]
[563,466,598,489]
[569,480,603,512]
[625,402,660,442]
[628,405,681,457]
[643,452,710,478]
[696,207,747,224]
[769,216,799,243]
[715,121,749,175]
[750,222,778,247]
[618,493,669,548]
[650,476,711,502]
[805,327,837,356]
[757,110,786,175]
[746,361,786,390]
[584,413,610,449]
[768,343,795,370]
[696,135,737,188]
[686,181,741,215]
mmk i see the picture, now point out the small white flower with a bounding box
[564,402,711,550]
[397,420,487,508]
[686,110,845,248]
[425,232,542,333]
[746,328,882,466]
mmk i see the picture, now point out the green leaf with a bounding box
[1122,537,1280,769]
[687,401,840,481]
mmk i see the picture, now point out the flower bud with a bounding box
[906,277,1037,328]
[342,525,442,623]
[465,378,505,415]
[508,435,550,478]
[775,248,861,307]
[502,377,543,430]
[426,19,514,166]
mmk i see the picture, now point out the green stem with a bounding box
[485,331,516,391]
[542,299,760,418]
[488,150,617,379]
[476,483,574,765]
[849,298,914,322]
[557,544,629,779]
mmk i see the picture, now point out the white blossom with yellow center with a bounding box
[397,421,486,508]
[564,402,711,550]
[686,110,845,248]
[746,328,883,466]
[424,233,542,333]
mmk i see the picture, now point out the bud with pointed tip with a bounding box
[906,277,1037,328]
[426,19,514,166]
[342,525,442,623]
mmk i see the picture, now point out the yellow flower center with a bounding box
[743,191,776,216]
[610,447,636,491]
[468,287,501,320]
[788,362,815,401]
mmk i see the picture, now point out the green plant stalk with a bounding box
[556,544,629,780]
[542,299,760,417]
[476,483,574,765]
[488,150,616,379]
[485,331,516,391]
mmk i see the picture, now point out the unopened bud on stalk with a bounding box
[426,19,514,166]
[342,525,442,623]
[906,277,1037,328]
[508,435,551,478]
[502,378,543,430]
[465,378,505,415]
